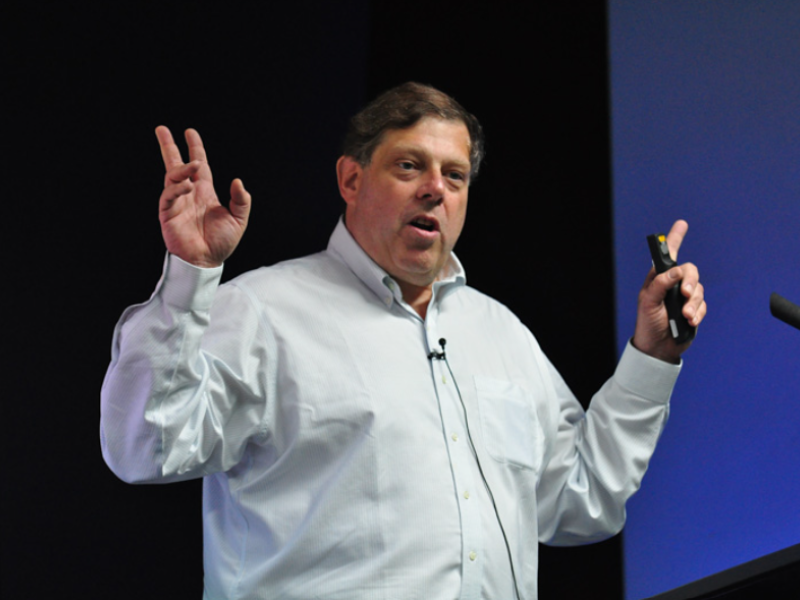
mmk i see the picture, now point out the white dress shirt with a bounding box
[101,219,680,599]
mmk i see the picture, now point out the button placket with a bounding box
[425,308,483,598]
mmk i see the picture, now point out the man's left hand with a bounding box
[632,219,707,364]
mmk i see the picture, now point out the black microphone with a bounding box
[427,338,447,360]
[770,292,800,331]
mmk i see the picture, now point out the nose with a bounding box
[416,171,445,204]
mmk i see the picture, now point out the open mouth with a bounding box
[409,216,438,233]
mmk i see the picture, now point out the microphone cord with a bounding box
[431,338,522,600]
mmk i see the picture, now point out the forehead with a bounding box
[373,117,471,164]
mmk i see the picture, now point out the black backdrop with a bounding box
[7,2,621,597]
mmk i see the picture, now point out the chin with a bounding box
[397,259,443,285]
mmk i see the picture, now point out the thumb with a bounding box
[229,178,251,223]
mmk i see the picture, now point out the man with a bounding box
[101,83,706,599]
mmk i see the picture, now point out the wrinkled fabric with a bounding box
[101,219,679,600]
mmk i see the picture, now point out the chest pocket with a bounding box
[474,376,545,472]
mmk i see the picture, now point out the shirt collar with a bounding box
[327,217,466,309]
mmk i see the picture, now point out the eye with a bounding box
[397,161,416,171]
[447,170,467,182]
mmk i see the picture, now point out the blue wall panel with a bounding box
[609,2,800,597]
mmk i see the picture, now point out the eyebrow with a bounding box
[387,145,471,171]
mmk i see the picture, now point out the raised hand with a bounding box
[632,220,707,363]
[156,126,251,268]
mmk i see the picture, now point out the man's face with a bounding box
[338,117,471,290]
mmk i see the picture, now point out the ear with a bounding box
[336,155,363,207]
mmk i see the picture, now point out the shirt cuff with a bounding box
[158,253,223,311]
[613,340,682,405]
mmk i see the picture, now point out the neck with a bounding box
[396,280,433,319]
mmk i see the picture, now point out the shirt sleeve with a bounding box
[100,254,270,484]
[536,340,680,545]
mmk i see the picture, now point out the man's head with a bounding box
[342,82,484,180]
[337,83,482,297]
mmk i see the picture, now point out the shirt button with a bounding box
[463,491,470,500]
[451,433,458,442]
[469,551,477,561]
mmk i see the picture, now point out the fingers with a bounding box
[156,126,213,181]
[160,178,196,213]
[686,289,707,327]
[185,128,214,183]
[165,160,202,185]
[665,219,689,261]
[674,262,706,327]
[185,128,208,163]
[648,262,706,328]
[156,126,185,172]
[160,162,202,212]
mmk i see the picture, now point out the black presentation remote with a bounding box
[647,233,696,344]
